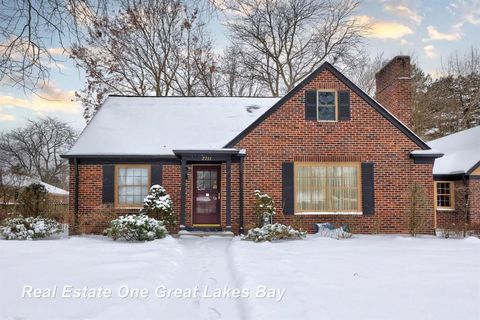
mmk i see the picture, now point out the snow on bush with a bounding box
[253,189,276,227]
[1,216,62,240]
[242,223,306,242]
[104,214,168,241]
[141,185,176,226]
[315,223,352,240]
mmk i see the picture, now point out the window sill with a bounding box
[436,208,455,212]
[294,211,362,215]
[114,206,143,210]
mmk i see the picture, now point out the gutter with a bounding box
[73,157,79,235]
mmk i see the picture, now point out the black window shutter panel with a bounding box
[102,164,115,204]
[338,91,350,121]
[151,164,163,187]
[361,162,375,215]
[282,162,294,215]
[304,90,317,120]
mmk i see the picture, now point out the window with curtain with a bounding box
[116,166,150,207]
[295,163,360,212]
[436,182,454,209]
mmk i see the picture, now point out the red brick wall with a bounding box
[233,68,435,234]
[68,162,241,235]
[435,180,467,229]
[469,179,480,225]
[435,178,480,229]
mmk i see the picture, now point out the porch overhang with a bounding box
[173,149,244,161]
[174,149,246,234]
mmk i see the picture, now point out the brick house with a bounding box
[428,126,480,229]
[62,55,443,235]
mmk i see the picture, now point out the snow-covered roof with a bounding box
[2,175,69,196]
[65,96,280,156]
[428,126,480,175]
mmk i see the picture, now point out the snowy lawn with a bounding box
[1,235,479,320]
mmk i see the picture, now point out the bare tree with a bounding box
[0,0,111,91]
[221,0,365,96]
[71,0,219,120]
[0,117,78,188]
[221,45,267,96]
[345,51,387,95]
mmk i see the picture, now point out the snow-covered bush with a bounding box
[253,189,276,227]
[141,185,176,226]
[242,223,306,242]
[1,216,62,240]
[104,214,168,241]
[315,223,352,240]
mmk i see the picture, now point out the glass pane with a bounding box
[318,106,335,121]
[197,179,204,190]
[204,171,210,180]
[318,92,335,105]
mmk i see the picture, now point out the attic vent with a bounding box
[245,105,260,113]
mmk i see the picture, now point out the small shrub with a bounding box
[467,223,480,238]
[141,185,176,226]
[408,183,428,236]
[441,222,466,239]
[242,223,306,242]
[104,214,168,241]
[17,183,49,217]
[253,189,276,227]
[1,215,62,240]
[315,223,352,240]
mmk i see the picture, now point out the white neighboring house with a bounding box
[0,174,69,205]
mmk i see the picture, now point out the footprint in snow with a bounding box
[207,307,221,320]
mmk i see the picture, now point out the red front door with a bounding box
[193,166,221,225]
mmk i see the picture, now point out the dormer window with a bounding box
[317,90,337,121]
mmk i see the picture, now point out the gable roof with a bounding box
[64,62,429,158]
[64,97,280,157]
[428,126,480,175]
[225,62,430,149]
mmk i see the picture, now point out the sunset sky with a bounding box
[1,0,479,133]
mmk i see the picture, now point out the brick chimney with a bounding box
[375,56,412,127]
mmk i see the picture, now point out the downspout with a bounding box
[463,174,470,230]
[74,157,79,235]
[239,155,245,235]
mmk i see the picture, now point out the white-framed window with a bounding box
[317,90,337,121]
[115,165,150,207]
[294,162,361,213]
[435,181,454,210]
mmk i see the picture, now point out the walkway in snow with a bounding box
[164,237,245,320]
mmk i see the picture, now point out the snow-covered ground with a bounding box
[1,235,479,320]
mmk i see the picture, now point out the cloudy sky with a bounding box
[0,0,479,133]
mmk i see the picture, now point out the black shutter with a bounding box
[151,164,162,187]
[102,164,115,204]
[361,162,375,215]
[338,91,350,121]
[304,90,317,120]
[282,162,294,215]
